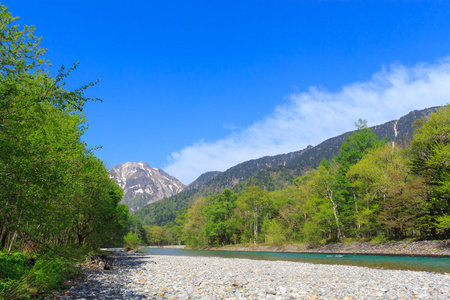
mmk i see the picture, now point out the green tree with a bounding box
[0,4,127,253]
[334,119,386,238]
[203,188,238,246]
[70,155,128,249]
[410,105,450,238]
[270,178,319,244]
[308,160,344,242]
[0,5,129,298]
[123,232,142,250]
[347,144,425,239]
[182,196,208,247]
[293,174,332,243]
[236,186,275,244]
[166,212,187,245]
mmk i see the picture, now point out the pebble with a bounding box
[52,251,449,299]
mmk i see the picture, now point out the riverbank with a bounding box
[49,250,449,299]
[142,245,186,249]
[205,240,450,256]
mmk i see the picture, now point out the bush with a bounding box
[372,232,388,244]
[265,221,286,246]
[123,232,143,250]
[301,221,325,244]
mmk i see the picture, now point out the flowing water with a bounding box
[141,248,450,273]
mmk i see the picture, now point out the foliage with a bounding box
[264,220,286,246]
[0,4,129,297]
[182,196,208,247]
[410,105,450,238]
[0,252,33,299]
[134,189,199,226]
[333,119,387,239]
[0,3,128,251]
[435,215,450,230]
[123,232,142,250]
[0,251,83,299]
[126,215,148,245]
[307,160,344,242]
[236,186,276,244]
[347,144,425,239]
[28,252,81,292]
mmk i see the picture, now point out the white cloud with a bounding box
[165,59,450,184]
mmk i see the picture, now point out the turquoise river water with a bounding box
[141,248,450,273]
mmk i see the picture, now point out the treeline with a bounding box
[137,112,450,247]
[0,6,129,296]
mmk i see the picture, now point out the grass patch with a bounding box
[0,252,34,299]
[0,251,84,300]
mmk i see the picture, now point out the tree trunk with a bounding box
[254,211,258,244]
[7,231,18,254]
[0,225,7,249]
[326,188,344,243]
[355,201,361,239]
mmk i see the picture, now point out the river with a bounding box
[141,248,450,273]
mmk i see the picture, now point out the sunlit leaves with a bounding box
[410,105,450,237]
[0,4,127,254]
[348,144,425,239]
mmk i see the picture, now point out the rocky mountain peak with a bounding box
[111,161,185,212]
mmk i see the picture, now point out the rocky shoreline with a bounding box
[207,240,450,257]
[143,245,186,249]
[46,250,449,300]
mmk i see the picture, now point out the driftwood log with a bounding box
[85,255,112,270]
[123,247,139,253]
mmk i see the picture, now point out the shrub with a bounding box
[123,232,143,250]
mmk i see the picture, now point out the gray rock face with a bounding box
[111,162,185,212]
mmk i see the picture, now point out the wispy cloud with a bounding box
[165,59,450,184]
[223,123,240,131]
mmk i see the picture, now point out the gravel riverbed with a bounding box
[53,251,449,300]
[212,241,450,256]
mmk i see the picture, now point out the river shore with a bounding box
[143,245,186,249]
[49,250,449,300]
[206,240,450,257]
[143,240,450,256]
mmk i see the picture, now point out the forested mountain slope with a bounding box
[184,171,222,191]
[236,106,439,192]
[135,107,439,226]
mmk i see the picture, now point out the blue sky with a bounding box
[4,1,450,184]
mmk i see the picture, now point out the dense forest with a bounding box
[0,5,129,298]
[132,113,450,247]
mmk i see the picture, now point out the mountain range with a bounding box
[131,107,439,226]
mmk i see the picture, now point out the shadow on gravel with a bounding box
[65,254,155,299]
